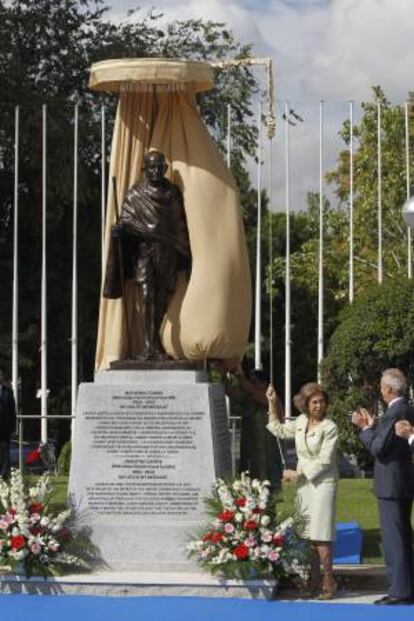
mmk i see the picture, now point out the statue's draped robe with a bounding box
[93,59,252,368]
[103,179,190,297]
[119,180,190,258]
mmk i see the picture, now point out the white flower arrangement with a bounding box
[187,472,308,581]
[0,469,89,577]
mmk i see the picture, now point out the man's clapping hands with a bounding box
[395,420,414,439]
[351,407,374,429]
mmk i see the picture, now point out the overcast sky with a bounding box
[107,0,414,210]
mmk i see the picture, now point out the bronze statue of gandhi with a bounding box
[103,150,191,360]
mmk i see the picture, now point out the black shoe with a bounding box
[374,595,413,605]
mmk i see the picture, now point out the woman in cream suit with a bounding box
[266,382,339,599]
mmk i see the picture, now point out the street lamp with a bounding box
[402,197,414,227]
[402,198,414,279]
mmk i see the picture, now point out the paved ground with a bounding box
[280,592,384,604]
[279,564,388,604]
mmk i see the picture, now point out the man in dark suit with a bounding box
[352,368,414,605]
[0,369,16,479]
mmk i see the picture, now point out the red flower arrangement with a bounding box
[0,469,89,577]
[187,473,306,580]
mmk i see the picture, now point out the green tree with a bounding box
[321,278,414,463]
[326,86,410,289]
[271,87,412,310]
[266,87,413,396]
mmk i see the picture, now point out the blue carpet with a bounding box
[1,596,413,621]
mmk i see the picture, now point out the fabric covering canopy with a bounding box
[93,58,252,369]
[89,58,214,93]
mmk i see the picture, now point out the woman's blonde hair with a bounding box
[293,382,328,414]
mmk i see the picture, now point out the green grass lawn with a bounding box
[279,478,383,564]
[34,475,386,564]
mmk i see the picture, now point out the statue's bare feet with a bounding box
[135,348,152,361]
[134,347,170,362]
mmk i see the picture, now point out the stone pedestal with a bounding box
[69,370,231,573]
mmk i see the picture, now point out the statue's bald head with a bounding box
[144,150,166,166]
[143,150,168,185]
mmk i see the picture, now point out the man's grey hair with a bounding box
[381,368,407,395]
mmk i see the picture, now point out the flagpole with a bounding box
[377,101,383,284]
[284,101,291,417]
[317,101,324,381]
[349,101,354,301]
[71,104,79,435]
[41,104,48,443]
[268,136,274,383]
[405,101,412,279]
[12,106,19,406]
[226,104,231,168]
[101,105,106,279]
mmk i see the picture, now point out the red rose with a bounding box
[235,497,247,507]
[218,510,234,522]
[202,532,213,542]
[9,508,16,517]
[234,544,249,560]
[10,535,26,550]
[211,532,223,544]
[252,507,263,514]
[244,519,258,530]
[29,502,43,514]
[273,535,285,547]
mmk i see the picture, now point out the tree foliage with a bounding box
[326,86,411,288]
[321,278,414,462]
[271,87,412,300]
[266,87,414,402]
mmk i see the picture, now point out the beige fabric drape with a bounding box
[95,68,251,369]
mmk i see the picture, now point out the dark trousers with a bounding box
[0,440,10,479]
[378,497,414,599]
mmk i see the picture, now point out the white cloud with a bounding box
[110,0,264,48]
[217,0,413,104]
[109,0,414,102]
[305,0,414,101]
[106,0,414,209]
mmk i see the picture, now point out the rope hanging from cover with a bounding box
[212,57,276,141]
[262,60,276,384]
[215,56,284,466]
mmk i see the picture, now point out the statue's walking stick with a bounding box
[112,176,132,359]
